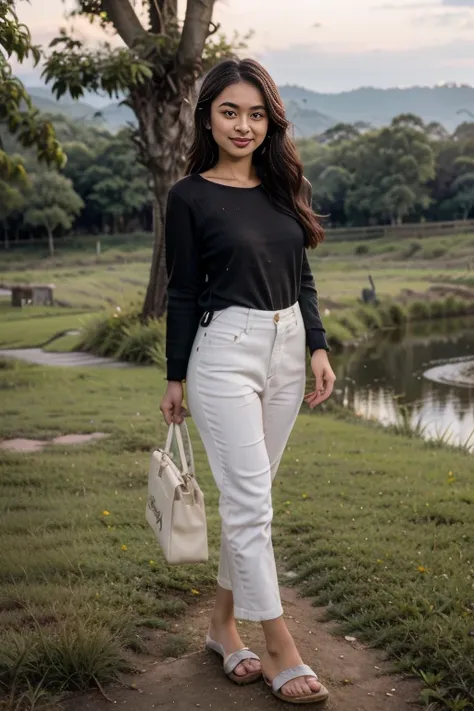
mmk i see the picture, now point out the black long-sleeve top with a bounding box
[165,173,328,381]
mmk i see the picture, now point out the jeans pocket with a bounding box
[202,327,244,347]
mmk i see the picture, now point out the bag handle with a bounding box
[164,422,190,477]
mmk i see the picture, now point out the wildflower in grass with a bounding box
[284,500,292,505]
[121,544,128,551]
[302,493,309,500]
[418,565,426,573]
[448,471,456,484]
[190,589,200,596]
[102,510,110,516]
[149,560,155,565]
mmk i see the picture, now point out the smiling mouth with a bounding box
[230,138,252,147]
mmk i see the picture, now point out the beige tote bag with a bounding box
[146,421,208,565]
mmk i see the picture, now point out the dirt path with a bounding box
[63,588,422,711]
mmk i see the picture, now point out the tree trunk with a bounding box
[47,225,54,257]
[136,85,196,320]
[93,0,216,321]
[142,184,169,319]
[3,222,9,249]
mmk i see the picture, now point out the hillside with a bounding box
[27,88,136,132]
[25,87,103,122]
[26,83,474,136]
[279,84,474,133]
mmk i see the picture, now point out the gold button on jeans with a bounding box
[273,313,280,323]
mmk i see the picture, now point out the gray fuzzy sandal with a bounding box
[205,635,262,685]
[264,664,329,705]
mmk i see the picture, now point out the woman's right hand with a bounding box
[160,381,187,425]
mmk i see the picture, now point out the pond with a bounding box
[329,316,474,452]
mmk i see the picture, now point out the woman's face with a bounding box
[208,80,269,160]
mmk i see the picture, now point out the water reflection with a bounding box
[329,316,474,451]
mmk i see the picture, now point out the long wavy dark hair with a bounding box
[187,58,324,247]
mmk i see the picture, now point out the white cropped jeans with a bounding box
[186,303,306,621]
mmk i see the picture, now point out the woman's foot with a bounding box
[208,618,261,678]
[261,644,322,699]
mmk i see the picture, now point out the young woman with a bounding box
[160,58,335,705]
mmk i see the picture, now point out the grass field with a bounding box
[2,231,474,313]
[0,356,473,710]
[1,232,474,710]
[0,303,98,349]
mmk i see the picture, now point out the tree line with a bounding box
[3,0,474,321]
[0,114,152,253]
[300,115,474,227]
[3,110,474,252]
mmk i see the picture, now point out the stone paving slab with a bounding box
[0,348,131,368]
[0,433,110,453]
[0,438,46,453]
[51,433,109,445]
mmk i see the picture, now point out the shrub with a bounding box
[323,318,352,350]
[379,301,408,328]
[429,300,445,319]
[116,320,166,365]
[162,634,189,659]
[422,246,447,259]
[354,244,369,256]
[402,240,422,259]
[78,307,165,365]
[356,305,384,330]
[0,621,132,695]
[408,300,430,321]
[78,309,137,357]
[337,311,366,337]
[443,295,467,317]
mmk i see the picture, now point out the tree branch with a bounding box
[149,0,178,33]
[177,0,216,76]
[207,21,220,37]
[101,0,147,48]
[148,0,163,33]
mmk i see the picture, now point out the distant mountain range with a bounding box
[26,83,474,137]
[26,87,135,132]
[279,84,474,135]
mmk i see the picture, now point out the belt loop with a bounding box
[245,308,251,333]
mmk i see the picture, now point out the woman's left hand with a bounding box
[304,350,336,409]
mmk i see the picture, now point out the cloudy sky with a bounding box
[14,0,474,93]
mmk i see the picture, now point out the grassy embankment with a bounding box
[0,264,473,710]
[1,230,474,357]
